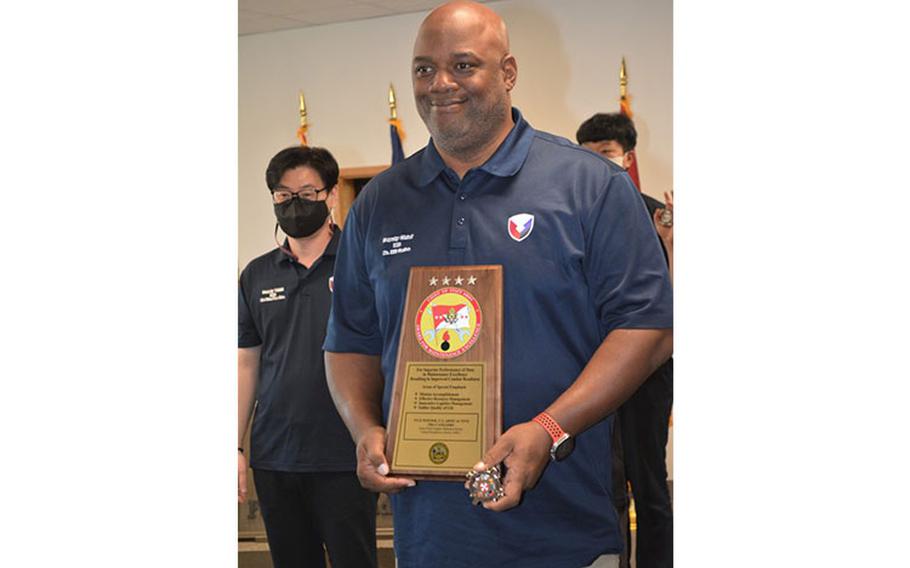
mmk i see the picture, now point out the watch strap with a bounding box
[532,412,567,443]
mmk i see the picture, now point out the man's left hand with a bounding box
[653,190,674,248]
[238,450,248,503]
[469,421,552,511]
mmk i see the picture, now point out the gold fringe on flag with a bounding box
[619,97,634,119]
[296,125,308,146]
[389,117,406,142]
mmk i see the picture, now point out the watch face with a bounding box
[553,435,575,461]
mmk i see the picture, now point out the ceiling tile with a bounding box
[368,0,450,10]
[240,0,360,18]
[238,0,491,35]
[239,10,312,36]
[285,3,394,26]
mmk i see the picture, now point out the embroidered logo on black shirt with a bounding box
[260,287,286,303]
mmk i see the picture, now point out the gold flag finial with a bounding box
[298,91,308,128]
[388,83,405,143]
[388,83,398,120]
[620,57,628,100]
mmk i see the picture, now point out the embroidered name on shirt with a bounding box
[260,287,286,303]
[381,233,414,257]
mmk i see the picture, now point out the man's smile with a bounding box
[429,98,467,110]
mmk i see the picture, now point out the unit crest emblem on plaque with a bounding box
[415,287,482,359]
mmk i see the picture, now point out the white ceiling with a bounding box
[240,0,490,36]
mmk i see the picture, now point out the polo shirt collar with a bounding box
[324,227,341,256]
[275,237,294,265]
[415,107,535,186]
[273,228,341,266]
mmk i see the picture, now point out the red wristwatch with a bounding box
[533,412,575,462]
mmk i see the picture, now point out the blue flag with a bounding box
[391,123,405,164]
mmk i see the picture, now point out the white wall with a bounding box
[239,0,672,268]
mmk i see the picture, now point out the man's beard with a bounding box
[420,95,510,159]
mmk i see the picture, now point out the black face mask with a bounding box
[273,198,329,238]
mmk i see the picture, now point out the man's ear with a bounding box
[502,54,517,91]
[623,151,636,170]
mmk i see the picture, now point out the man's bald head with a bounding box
[416,1,510,56]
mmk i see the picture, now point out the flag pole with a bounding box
[618,57,641,190]
[389,83,406,164]
[297,91,308,146]
[619,57,632,118]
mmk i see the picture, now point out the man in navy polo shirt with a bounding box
[238,146,376,568]
[324,2,672,567]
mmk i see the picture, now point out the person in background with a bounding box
[323,3,673,567]
[238,146,377,568]
[578,112,674,568]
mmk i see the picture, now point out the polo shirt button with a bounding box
[459,194,466,201]
[457,217,465,226]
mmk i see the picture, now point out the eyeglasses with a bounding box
[271,185,330,204]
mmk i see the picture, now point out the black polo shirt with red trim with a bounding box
[239,230,355,472]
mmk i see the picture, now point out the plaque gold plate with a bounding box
[385,265,503,480]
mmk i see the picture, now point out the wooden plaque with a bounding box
[385,265,503,480]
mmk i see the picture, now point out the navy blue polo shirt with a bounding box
[239,230,356,472]
[325,109,672,567]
